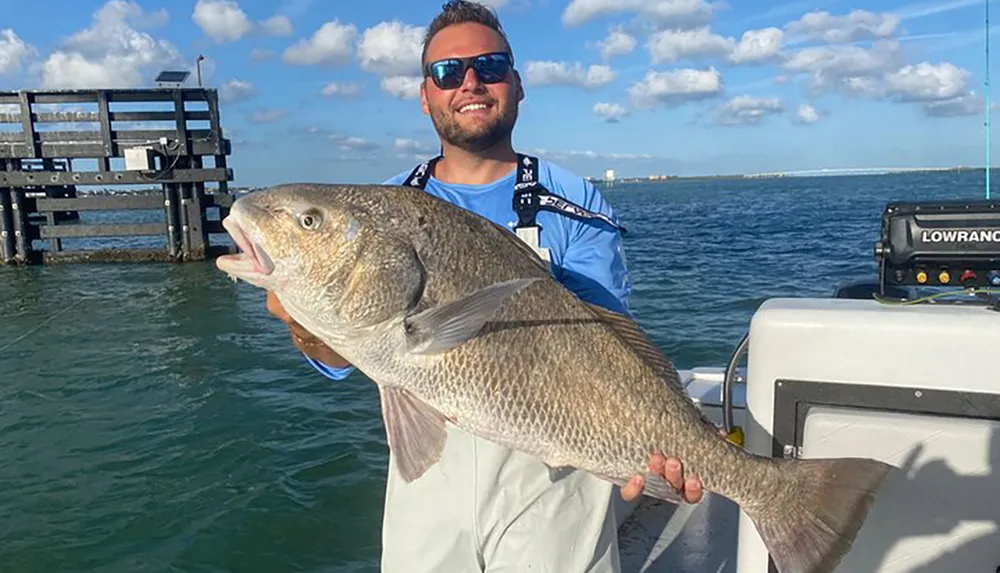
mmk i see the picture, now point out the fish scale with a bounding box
[217,182,896,573]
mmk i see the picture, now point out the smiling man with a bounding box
[265,1,705,571]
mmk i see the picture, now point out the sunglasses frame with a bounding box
[423,51,515,90]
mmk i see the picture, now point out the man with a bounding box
[266,1,705,570]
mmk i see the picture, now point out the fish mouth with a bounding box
[216,215,275,281]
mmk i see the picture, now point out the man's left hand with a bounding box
[620,453,704,504]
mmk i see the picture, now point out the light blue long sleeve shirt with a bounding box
[306,157,633,380]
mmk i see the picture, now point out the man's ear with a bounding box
[514,70,524,101]
[420,80,430,115]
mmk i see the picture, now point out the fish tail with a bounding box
[745,457,894,573]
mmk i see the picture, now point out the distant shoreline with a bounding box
[588,165,986,186]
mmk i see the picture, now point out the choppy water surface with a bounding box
[0,171,988,572]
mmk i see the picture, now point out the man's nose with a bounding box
[460,66,484,90]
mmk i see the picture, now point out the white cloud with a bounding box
[381,75,422,99]
[562,0,713,28]
[283,20,357,66]
[321,81,363,97]
[923,93,984,116]
[523,61,616,88]
[627,67,723,109]
[795,103,821,123]
[357,21,424,77]
[219,78,256,102]
[392,137,440,161]
[728,28,785,64]
[781,40,905,97]
[647,26,784,66]
[886,62,983,116]
[0,29,34,75]
[593,28,636,61]
[394,138,437,154]
[260,15,293,36]
[299,127,383,156]
[90,0,169,30]
[713,95,783,125]
[778,33,983,117]
[647,27,731,64]
[352,21,429,99]
[336,136,378,151]
[192,0,253,43]
[593,102,628,122]
[785,10,900,44]
[192,1,292,41]
[38,1,183,89]
[884,62,969,101]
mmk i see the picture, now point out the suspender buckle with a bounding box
[515,225,550,262]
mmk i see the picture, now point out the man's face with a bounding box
[420,22,522,152]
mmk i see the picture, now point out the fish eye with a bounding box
[297,209,323,231]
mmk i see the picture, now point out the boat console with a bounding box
[734,199,1000,572]
[617,200,1000,573]
[875,199,1000,292]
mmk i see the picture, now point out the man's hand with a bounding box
[619,426,733,503]
[266,290,352,369]
[620,453,704,504]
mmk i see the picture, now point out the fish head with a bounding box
[216,184,369,314]
[217,184,428,332]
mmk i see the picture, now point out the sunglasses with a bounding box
[423,52,514,90]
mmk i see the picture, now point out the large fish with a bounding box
[216,183,894,573]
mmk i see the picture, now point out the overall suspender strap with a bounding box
[512,154,543,229]
[402,155,442,189]
[400,152,627,235]
[512,153,627,234]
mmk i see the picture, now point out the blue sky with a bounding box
[0,0,997,184]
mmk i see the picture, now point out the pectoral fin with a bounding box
[378,386,448,482]
[404,278,539,355]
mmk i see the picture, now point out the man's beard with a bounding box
[430,103,518,153]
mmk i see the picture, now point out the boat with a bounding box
[610,4,1000,570]
[611,201,1000,573]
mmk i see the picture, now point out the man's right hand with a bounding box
[266,290,352,369]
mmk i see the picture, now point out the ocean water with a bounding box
[0,171,991,572]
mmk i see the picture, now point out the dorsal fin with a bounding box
[583,302,685,392]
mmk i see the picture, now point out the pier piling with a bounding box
[0,87,235,264]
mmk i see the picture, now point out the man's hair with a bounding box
[420,0,513,70]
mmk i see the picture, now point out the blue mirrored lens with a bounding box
[431,60,465,88]
[473,54,510,82]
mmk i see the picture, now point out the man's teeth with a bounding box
[460,103,488,112]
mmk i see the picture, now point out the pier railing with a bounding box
[0,87,235,264]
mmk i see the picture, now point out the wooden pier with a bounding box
[0,87,236,264]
